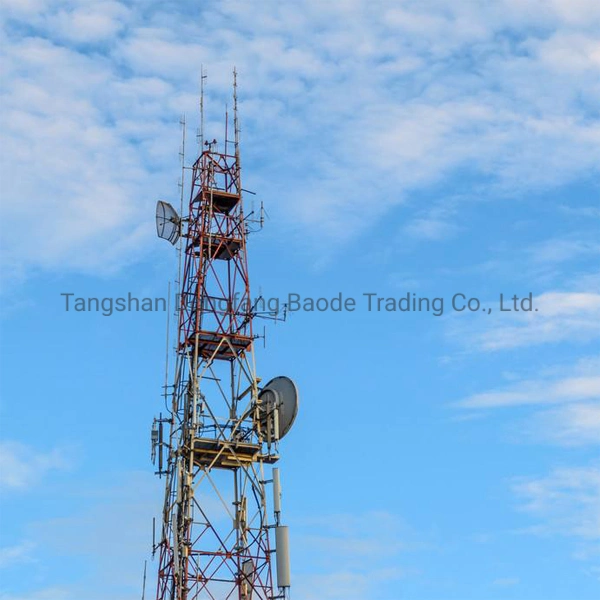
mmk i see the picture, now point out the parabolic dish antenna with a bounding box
[156,201,181,245]
[258,376,299,441]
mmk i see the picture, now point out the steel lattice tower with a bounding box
[152,73,291,600]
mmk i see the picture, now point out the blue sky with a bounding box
[1,1,599,599]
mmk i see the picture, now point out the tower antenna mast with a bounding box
[152,70,297,600]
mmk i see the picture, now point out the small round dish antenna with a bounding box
[257,376,299,442]
[156,201,181,245]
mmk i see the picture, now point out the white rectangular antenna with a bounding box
[273,468,282,516]
[275,525,291,588]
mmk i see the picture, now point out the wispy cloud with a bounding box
[0,541,35,569]
[294,568,406,600]
[454,356,600,447]
[0,442,72,491]
[456,353,599,401]
[48,1,131,44]
[292,510,424,599]
[559,204,600,219]
[3,471,161,599]
[448,292,600,352]
[457,374,600,409]
[526,402,600,446]
[403,204,460,241]
[512,464,600,540]
[529,239,600,265]
[1,0,599,278]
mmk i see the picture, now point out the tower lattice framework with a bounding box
[153,78,283,600]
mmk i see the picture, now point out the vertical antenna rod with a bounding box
[163,281,171,410]
[199,66,206,153]
[176,116,186,313]
[178,116,186,228]
[141,560,147,600]
[233,67,240,168]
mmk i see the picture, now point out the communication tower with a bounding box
[152,70,298,600]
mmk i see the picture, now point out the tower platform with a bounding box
[193,188,241,214]
[180,331,253,360]
[192,437,279,469]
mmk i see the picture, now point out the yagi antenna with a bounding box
[155,201,181,245]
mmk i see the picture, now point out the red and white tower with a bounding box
[152,71,296,600]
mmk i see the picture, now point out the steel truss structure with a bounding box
[152,75,285,600]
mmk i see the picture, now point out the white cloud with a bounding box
[0,541,35,569]
[559,205,600,218]
[529,239,600,264]
[0,32,160,280]
[1,0,599,278]
[456,355,600,409]
[457,375,600,409]
[534,292,600,317]
[30,473,159,592]
[292,511,422,599]
[403,204,460,241]
[454,356,600,447]
[48,1,131,44]
[528,402,600,446]
[3,471,161,599]
[0,442,71,490]
[512,464,600,540]
[451,355,600,569]
[0,0,47,18]
[3,476,416,600]
[450,292,600,351]
[295,568,405,600]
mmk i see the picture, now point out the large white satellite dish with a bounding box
[257,376,299,442]
[156,201,181,245]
